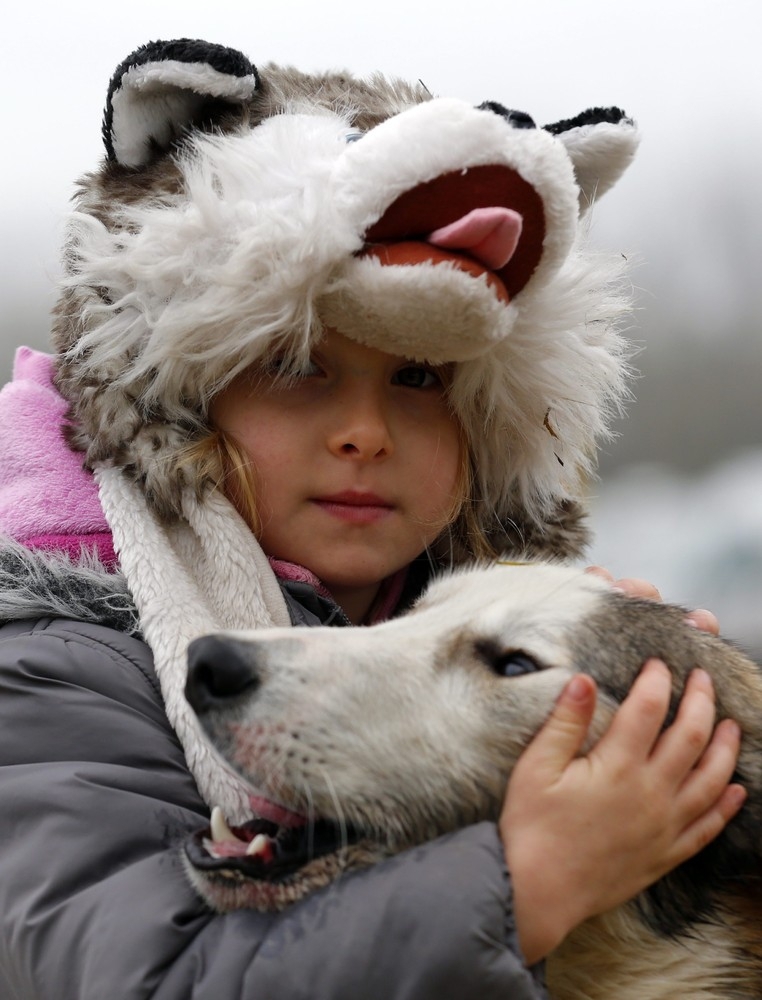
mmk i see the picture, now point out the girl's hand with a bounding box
[500,661,745,966]
[585,565,720,635]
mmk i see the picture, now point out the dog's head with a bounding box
[182,562,762,914]
[53,38,637,561]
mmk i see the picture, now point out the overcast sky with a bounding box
[2,0,761,375]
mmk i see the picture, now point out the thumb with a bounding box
[519,674,598,780]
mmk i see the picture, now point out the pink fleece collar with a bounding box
[269,557,406,623]
[0,347,117,567]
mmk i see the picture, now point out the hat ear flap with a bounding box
[545,108,639,212]
[103,38,260,168]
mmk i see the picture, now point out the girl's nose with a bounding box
[326,390,393,461]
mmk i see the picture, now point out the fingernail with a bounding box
[565,675,590,702]
[723,718,742,740]
[728,784,747,809]
[692,667,713,689]
[685,611,710,629]
[646,658,669,674]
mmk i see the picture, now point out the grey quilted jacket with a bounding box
[0,546,547,999]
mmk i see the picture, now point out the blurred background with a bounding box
[2,0,760,654]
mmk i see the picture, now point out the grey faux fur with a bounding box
[0,540,138,634]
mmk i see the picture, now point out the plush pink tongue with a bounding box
[427,207,523,270]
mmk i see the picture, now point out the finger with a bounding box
[516,674,597,781]
[675,718,743,819]
[651,669,717,780]
[685,609,721,636]
[595,659,672,762]
[585,565,615,583]
[670,782,746,867]
[612,577,662,601]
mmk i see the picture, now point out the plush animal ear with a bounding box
[544,108,639,211]
[103,38,260,168]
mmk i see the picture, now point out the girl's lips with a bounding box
[312,491,394,524]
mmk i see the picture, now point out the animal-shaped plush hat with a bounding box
[49,39,638,818]
[55,38,637,556]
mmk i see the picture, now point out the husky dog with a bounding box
[184,562,762,1000]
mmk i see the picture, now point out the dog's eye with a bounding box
[495,652,540,678]
[477,642,540,678]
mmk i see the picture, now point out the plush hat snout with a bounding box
[318,97,579,362]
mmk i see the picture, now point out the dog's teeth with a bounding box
[246,833,270,857]
[211,805,236,843]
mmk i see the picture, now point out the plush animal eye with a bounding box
[477,102,536,129]
[476,642,541,678]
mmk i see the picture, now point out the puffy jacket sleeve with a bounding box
[0,618,547,1000]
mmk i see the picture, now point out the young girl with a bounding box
[0,39,744,999]
[0,327,742,999]
[203,324,744,966]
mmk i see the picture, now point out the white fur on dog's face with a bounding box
[185,563,615,912]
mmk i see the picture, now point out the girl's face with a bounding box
[210,329,462,623]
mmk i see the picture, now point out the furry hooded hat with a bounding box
[46,39,638,818]
[54,37,637,558]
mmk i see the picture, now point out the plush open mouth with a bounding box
[362,164,546,301]
[185,806,363,883]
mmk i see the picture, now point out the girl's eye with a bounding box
[393,366,441,389]
[262,357,321,379]
[261,356,287,376]
[294,359,322,378]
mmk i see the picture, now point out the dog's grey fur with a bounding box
[185,562,762,1000]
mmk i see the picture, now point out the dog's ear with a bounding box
[544,108,639,211]
[103,38,260,168]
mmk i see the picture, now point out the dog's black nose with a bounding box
[185,635,260,714]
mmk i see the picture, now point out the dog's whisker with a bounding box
[317,766,349,859]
